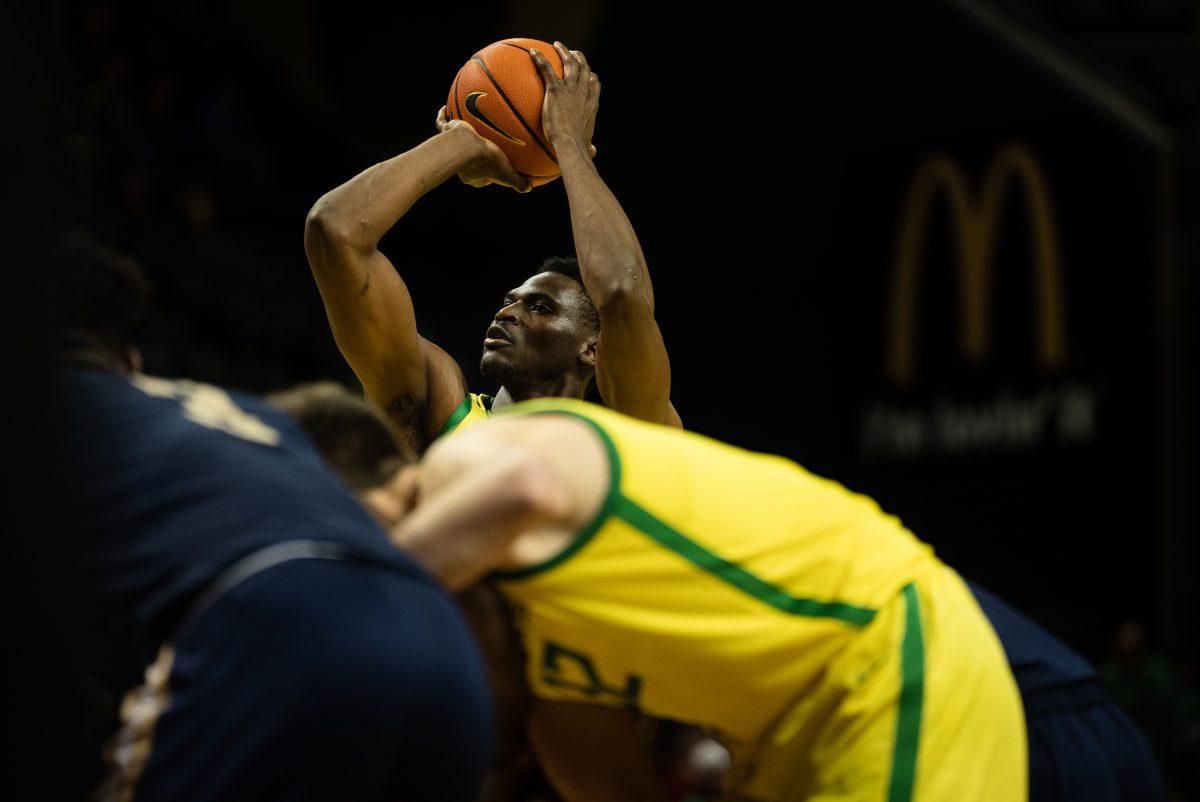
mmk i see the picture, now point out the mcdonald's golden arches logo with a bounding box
[886,142,1068,386]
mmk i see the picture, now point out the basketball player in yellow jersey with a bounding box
[303,42,679,454]
[387,398,1028,802]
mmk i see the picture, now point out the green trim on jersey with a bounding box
[887,582,925,802]
[495,409,879,628]
[493,411,622,579]
[616,497,877,627]
[437,395,473,437]
[437,393,495,438]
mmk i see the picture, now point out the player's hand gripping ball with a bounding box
[445,38,565,188]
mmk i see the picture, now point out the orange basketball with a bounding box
[446,38,564,187]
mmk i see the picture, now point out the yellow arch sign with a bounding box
[886,142,1068,386]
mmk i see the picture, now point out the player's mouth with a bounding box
[484,325,514,349]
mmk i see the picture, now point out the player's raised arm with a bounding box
[530,44,679,427]
[303,118,529,445]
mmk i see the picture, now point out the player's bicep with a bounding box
[304,235,426,406]
[594,303,674,426]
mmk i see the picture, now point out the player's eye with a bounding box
[531,303,551,314]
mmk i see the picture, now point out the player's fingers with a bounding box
[588,143,597,158]
[481,141,530,192]
[529,49,559,88]
[494,176,531,193]
[554,41,577,79]
[436,105,450,131]
[589,73,600,99]
[571,49,590,73]
[495,163,532,193]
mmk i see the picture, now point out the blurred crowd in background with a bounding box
[49,1,345,390]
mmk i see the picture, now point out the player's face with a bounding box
[480,272,593,384]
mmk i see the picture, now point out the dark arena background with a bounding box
[7,1,1198,799]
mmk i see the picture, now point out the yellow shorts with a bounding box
[732,565,1027,802]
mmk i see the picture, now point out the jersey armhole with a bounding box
[491,411,622,580]
[436,394,475,438]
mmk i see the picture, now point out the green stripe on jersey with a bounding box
[495,407,878,628]
[437,394,474,437]
[887,582,925,802]
[492,411,622,579]
[615,497,877,627]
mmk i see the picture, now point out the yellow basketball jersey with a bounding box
[437,392,493,439]
[491,398,937,741]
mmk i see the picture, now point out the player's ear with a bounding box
[361,465,421,530]
[394,465,421,516]
[579,337,597,368]
[123,344,144,374]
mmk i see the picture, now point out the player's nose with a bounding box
[494,302,520,324]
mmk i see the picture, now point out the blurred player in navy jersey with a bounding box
[55,234,492,802]
[966,583,1164,802]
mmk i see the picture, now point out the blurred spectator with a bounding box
[1104,622,1178,752]
[51,1,334,392]
[1102,621,1200,800]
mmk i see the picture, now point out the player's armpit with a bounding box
[529,700,665,802]
[415,338,472,448]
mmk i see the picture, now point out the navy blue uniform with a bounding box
[970,583,1164,802]
[63,367,491,802]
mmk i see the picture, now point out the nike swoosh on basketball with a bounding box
[464,92,526,144]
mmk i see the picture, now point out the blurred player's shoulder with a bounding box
[60,365,422,655]
[63,366,316,468]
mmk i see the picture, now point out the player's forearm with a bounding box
[305,127,478,258]
[556,139,655,312]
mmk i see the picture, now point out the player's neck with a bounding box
[494,375,588,409]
